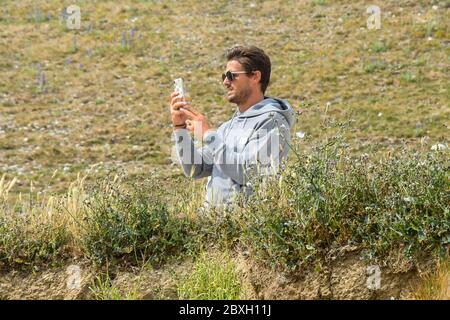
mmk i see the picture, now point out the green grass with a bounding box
[0,208,69,268]
[364,60,386,73]
[370,41,390,53]
[177,252,242,300]
[400,72,418,83]
[95,97,106,105]
[0,176,71,268]
[90,272,141,300]
[78,176,194,266]
[312,0,326,5]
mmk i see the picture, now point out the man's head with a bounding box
[223,46,271,107]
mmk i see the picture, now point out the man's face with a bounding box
[223,60,253,105]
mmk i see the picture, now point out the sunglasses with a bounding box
[221,70,252,82]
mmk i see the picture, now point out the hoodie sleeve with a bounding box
[173,129,213,179]
[202,113,290,186]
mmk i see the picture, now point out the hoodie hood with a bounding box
[235,96,295,127]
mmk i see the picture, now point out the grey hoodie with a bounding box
[173,97,295,208]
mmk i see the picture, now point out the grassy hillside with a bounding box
[0,0,448,299]
[0,0,448,195]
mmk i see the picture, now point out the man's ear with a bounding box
[252,70,262,84]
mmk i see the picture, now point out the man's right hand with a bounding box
[170,92,189,127]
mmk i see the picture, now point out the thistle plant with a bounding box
[120,29,140,50]
[129,28,138,47]
[38,72,46,92]
[121,32,127,49]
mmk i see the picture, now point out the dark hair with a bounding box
[225,46,271,94]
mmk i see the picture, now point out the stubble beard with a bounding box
[227,85,252,106]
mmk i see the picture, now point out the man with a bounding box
[170,46,295,208]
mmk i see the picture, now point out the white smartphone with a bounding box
[173,78,186,98]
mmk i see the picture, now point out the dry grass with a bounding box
[0,0,448,196]
[414,258,450,300]
[0,173,84,267]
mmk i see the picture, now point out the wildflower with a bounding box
[296,131,305,139]
[38,72,46,91]
[129,28,138,47]
[431,143,447,151]
[121,32,127,48]
[403,197,414,203]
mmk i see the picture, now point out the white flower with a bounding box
[431,143,447,151]
[296,131,305,139]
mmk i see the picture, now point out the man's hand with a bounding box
[180,105,211,140]
[170,92,189,127]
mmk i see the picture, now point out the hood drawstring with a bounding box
[224,109,238,142]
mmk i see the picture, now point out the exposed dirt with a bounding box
[239,253,418,300]
[235,249,426,300]
[0,260,93,300]
[0,249,438,300]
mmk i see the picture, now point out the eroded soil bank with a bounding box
[1,248,437,300]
